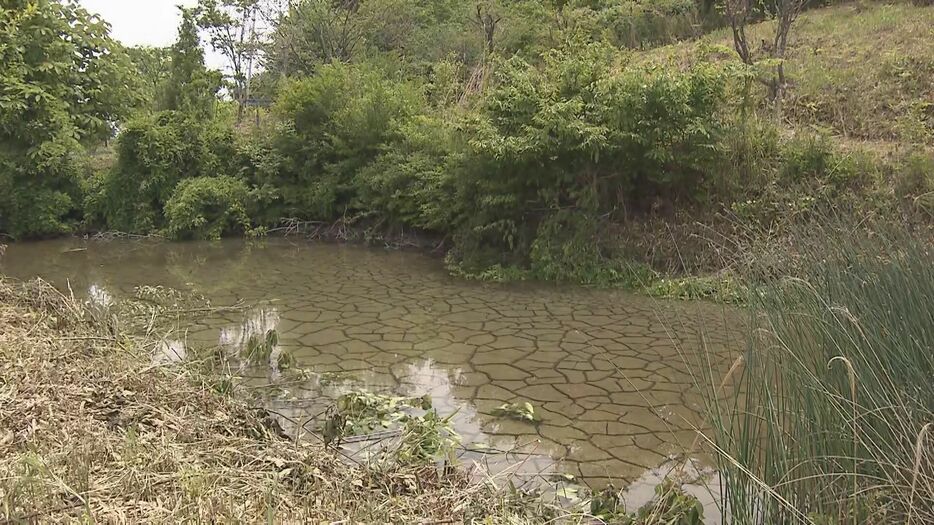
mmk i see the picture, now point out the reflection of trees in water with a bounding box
[3,240,241,296]
[7,238,442,306]
[219,307,280,349]
[164,241,268,297]
[64,239,280,297]
[87,283,114,307]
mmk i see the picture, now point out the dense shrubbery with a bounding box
[0,151,87,239]
[164,176,252,240]
[82,6,235,238]
[262,63,427,221]
[0,0,135,239]
[222,41,731,278]
[353,114,464,231]
[452,43,726,270]
[568,0,705,50]
[92,112,237,233]
[4,0,932,285]
[94,29,928,273]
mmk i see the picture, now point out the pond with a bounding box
[1,238,740,515]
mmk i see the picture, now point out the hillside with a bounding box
[645,2,934,147]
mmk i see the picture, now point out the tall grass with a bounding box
[701,222,934,523]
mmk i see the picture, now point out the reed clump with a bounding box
[700,223,934,523]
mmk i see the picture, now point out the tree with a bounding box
[127,46,172,112]
[473,2,502,56]
[267,0,366,76]
[160,7,222,116]
[264,0,508,79]
[723,0,805,113]
[0,0,136,238]
[196,0,263,122]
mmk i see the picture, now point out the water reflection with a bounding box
[219,308,280,349]
[152,339,187,365]
[1,238,740,503]
[88,283,114,307]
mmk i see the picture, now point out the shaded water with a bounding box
[1,238,738,511]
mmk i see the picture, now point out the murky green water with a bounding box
[1,238,738,513]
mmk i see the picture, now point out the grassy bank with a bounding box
[0,278,526,522]
[645,2,934,146]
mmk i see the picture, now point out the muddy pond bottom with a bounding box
[1,238,739,512]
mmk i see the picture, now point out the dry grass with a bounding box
[0,278,533,523]
[782,2,934,144]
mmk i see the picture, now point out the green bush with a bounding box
[269,62,426,221]
[0,145,85,239]
[528,212,623,285]
[720,116,782,192]
[231,129,286,226]
[0,0,135,239]
[100,112,236,233]
[778,133,877,191]
[353,115,464,231]
[584,0,701,49]
[164,176,252,240]
[450,41,727,272]
[732,134,893,227]
[780,133,847,184]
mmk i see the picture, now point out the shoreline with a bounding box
[0,277,525,522]
[3,219,748,304]
[0,274,718,523]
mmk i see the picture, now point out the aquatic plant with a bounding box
[550,479,705,524]
[626,480,704,525]
[396,409,461,465]
[243,329,279,366]
[322,390,460,466]
[330,390,432,435]
[492,401,541,423]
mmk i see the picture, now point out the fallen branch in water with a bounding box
[87,230,166,241]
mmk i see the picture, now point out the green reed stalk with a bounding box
[697,221,934,524]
